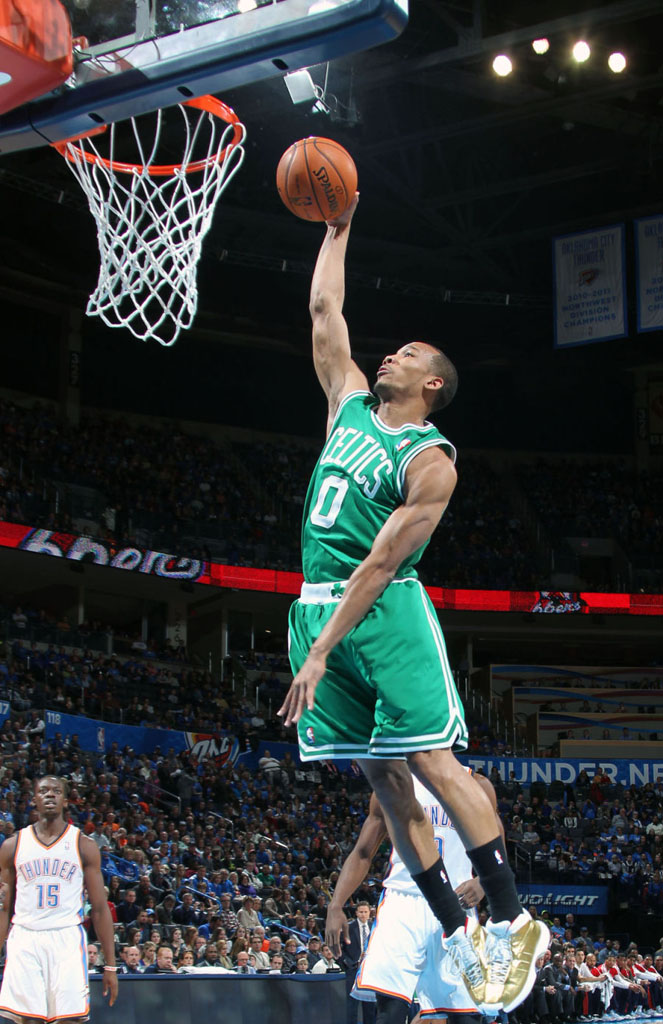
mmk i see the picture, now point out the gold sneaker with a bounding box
[442,916,488,1010]
[484,912,550,1011]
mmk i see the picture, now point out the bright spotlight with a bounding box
[492,54,513,77]
[532,38,550,55]
[572,40,591,63]
[237,0,257,9]
[608,51,626,73]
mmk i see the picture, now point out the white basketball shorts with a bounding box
[0,923,89,1023]
[354,889,478,1017]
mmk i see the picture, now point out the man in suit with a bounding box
[142,945,177,974]
[540,951,575,1021]
[341,903,376,1024]
[235,951,257,975]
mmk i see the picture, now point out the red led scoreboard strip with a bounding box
[2,521,662,616]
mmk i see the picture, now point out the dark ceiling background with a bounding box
[0,0,662,452]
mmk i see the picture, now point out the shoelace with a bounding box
[486,933,512,985]
[448,933,484,987]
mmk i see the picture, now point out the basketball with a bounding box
[276,137,357,222]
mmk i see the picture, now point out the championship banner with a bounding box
[635,215,663,333]
[516,884,607,916]
[553,225,627,347]
[648,382,663,450]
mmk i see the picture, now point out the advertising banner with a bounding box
[39,713,663,789]
[457,756,663,788]
[553,225,627,347]
[44,709,242,767]
[516,884,607,915]
[635,215,663,333]
[3,522,663,617]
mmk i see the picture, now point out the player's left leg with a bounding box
[376,994,411,1024]
[408,748,549,1014]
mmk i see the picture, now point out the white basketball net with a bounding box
[57,101,246,346]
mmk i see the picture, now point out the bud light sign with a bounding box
[516,884,607,915]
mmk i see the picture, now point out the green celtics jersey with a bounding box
[302,390,457,583]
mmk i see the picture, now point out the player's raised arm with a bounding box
[326,793,388,957]
[309,194,368,430]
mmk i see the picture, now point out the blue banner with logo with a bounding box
[458,755,663,787]
[42,713,663,789]
[516,884,608,915]
[44,710,242,768]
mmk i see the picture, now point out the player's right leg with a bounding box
[359,758,487,1011]
[0,925,50,1024]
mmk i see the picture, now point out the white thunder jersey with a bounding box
[13,823,84,930]
[383,771,472,895]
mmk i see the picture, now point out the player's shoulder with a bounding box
[402,442,457,498]
[78,831,100,862]
[333,387,374,417]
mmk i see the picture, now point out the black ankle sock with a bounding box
[411,856,466,936]
[467,837,522,922]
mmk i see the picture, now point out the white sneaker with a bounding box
[442,916,488,1010]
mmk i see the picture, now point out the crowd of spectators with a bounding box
[512,932,663,1024]
[0,724,379,979]
[495,767,663,915]
[0,722,660,1021]
[3,395,662,592]
[0,673,661,1017]
[0,630,290,741]
[516,460,663,591]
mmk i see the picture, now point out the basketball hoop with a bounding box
[52,96,246,346]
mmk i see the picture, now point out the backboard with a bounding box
[0,0,408,154]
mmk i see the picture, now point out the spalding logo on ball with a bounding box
[276,137,357,222]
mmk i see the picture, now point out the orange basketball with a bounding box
[276,137,357,222]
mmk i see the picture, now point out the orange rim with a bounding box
[51,96,244,176]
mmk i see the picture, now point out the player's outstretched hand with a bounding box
[102,969,119,1007]
[277,649,327,726]
[326,192,359,229]
[325,904,350,960]
[455,877,485,910]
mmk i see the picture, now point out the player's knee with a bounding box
[407,748,458,791]
[360,759,417,816]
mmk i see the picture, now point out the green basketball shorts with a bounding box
[288,577,468,761]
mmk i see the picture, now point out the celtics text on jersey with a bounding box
[302,391,456,583]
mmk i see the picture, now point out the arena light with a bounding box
[572,40,591,63]
[237,0,258,10]
[492,54,513,77]
[608,51,627,73]
[532,38,550,55]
